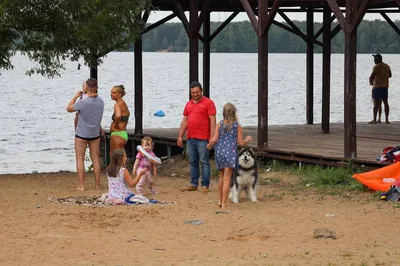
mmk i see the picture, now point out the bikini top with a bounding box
[112,113,130,122]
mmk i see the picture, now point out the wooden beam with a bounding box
[380,12,400,36]
[314,15,335,40]
[278,11,306,39]
[258,0,269,37]
[331,24,342,39]
[343,0,358,158]
[264,0,282,34]
[173,0,190,37]
[203,12,211,98]
[189,0,199,91]
[142,10,150,23]
[350,0,372,33]
[143,14,176,34]
[322,6,331,134]
[277,9,323,46]
[258,0,269,148]
[209,11,239,41]
[272,20,323,47]
[326,0,349,33]
[194,0,211,33]
[272,20,303,38]
[240,0,259,33]
[313,39,324,47]
[173,0,204,42]
[306,8,314,125]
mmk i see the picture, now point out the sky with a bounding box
[147,11,400,24]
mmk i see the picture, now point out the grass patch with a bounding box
[258,158,368,194]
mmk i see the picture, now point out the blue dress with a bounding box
[215,121,238,170]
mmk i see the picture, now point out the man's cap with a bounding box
[372,54,382,59]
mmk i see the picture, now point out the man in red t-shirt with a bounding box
[177,82,216,193]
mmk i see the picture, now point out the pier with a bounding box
[101,122,400,168]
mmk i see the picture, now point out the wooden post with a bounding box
[189,0,199,98]
[343,0,357,158]
[306,8,314,125]
[134,39,143,135]
[241,0,281,148]
[258,0,269,148]
[321,6,331,133]
[326,0,370,158]
[203,12,211,98]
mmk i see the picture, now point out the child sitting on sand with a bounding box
[133,136,159,195]
[106,149,141,204]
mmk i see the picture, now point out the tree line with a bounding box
[139,19,400,54]
[2,1,400,78]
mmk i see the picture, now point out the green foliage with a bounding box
[1,0,151,77]
[260,159,366,192]
[295,165,364,190]
[139,19,400,54]
[0,4,17,70]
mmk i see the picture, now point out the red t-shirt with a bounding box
[183,96,216,140]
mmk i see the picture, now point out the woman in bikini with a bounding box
[110,85,130,154]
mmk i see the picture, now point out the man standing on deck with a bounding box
[177,82,216,193]
[369,54,392,124]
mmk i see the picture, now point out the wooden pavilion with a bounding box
[103,0,400,167]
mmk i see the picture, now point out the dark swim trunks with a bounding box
[372,87,388,100]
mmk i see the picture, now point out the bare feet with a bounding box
[76,186,84,191]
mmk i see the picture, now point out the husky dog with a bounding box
[229,147,258,203]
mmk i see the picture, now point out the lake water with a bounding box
[1,52,399,174]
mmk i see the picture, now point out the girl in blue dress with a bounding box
[206,103,253,209]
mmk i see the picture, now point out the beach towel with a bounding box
[48,194,176,207]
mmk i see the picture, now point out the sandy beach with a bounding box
[1,157,400,265]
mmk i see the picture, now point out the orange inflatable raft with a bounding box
[352,162,400,191]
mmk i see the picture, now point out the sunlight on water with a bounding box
[1,52,399,174]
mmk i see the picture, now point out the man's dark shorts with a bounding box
[372,87,388,100]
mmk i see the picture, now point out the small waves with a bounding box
[2,52,400,173]
[27,147,72,152]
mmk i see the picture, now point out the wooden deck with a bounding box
[105,122,400,167]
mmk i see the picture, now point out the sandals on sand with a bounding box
[368,121,377,124]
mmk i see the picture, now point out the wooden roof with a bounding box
[152,0,400,11]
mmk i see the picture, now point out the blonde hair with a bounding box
[114,85,126,97]
[141,136,153,147]
[106,149,125,177]
[222,103,238,131]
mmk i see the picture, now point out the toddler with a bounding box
[133,136,158,195]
